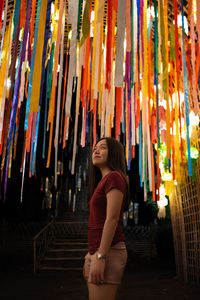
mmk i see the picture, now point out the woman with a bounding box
[83,137,128,300]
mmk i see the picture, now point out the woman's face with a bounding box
[92,139,109,168]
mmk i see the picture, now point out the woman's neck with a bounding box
[100,167,111,178]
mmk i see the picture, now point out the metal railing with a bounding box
[33,220,55,274]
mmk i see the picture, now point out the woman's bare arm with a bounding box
[98,188,123,256]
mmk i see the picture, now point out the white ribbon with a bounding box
[55,4,65,188]
[65,0,79,117]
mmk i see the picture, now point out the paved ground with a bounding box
[1,254,200,300]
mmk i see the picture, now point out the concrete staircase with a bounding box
[40,234,88,271]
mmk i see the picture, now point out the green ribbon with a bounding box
[80,0,91,47]
[77,0,83,40]
[169,24,175,62]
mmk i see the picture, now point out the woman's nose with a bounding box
[93,147,99,154]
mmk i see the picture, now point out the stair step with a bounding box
[55,237,87,241]
[54,241,88,245]
[44,257,83,261]
[48,248,87,252]
[40,266,83,271]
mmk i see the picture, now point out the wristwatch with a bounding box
[96,252,106,259]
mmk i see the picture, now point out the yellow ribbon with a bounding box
[30,0,48,112]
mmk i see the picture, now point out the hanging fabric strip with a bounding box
[0,22,19,177]
[25,0,42,130]
[42,44,54,159]
[139,120,143,187]
[29,112,36,176]
[55,4,65,187]
[65,0,79,117]
[140,0,144,73]
[29,0,37,55]
[0,0,8,65]
[47,0,64,168]
[156,148,160,201]
[143,0,148,97]
[0,0,4,30]
[77,0,83,40]
[190,3,198,115]
[115,87,122,140]
[0,22,13,144]
[197,0,200,52]
[59,53,68,143]
[4,0,32,199]
[92,0,104,100]
[13,0,21,39]
[133,0,137,84]
[126,0,131,52]
[115,0,126,87]
[26,112,34,153]
[0,21,11,111]
[105,0,113,91]
[39,0,51,106]
[18,38,28,109]
[173,0,183,161]
[71,49,83,174]
[164,0,170,156]
[181,0,192,176]
[20,133,27,202]
[90,0,99,110]
[20,0,26,29]
[80,0,91,47]
[53,0,64,87]
[29,0,48,112]
[131,0,134,87]
[30,110,41,176]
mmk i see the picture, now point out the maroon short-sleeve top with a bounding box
[88,170,127,254]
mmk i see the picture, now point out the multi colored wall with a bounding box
[0,0,200,206]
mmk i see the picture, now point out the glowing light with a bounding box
[158,185,168,207]
[189,111,199,126]
[51,3,55,15]
[19,28,24,41]
[68,30,72,40]
[178,14,188,35]
[186,147,199,159]
[162,172,173,181]
[91,10,95,22]
[7,78,11,89]
[55,11,59,21]
[158,197,168,207]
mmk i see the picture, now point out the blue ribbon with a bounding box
[39,0,52,105]
[13,0,21,39]
[30,108,41,175]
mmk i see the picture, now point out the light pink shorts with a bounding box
[84,242,127,285]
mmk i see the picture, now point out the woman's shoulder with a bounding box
[107,170,125,180]
[103,170,127,194]
[105,170,127,186]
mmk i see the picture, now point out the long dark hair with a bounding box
[88,137,129,202]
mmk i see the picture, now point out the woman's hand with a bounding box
[90,253,106,285]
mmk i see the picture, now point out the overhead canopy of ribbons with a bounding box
[0,0,199,205]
